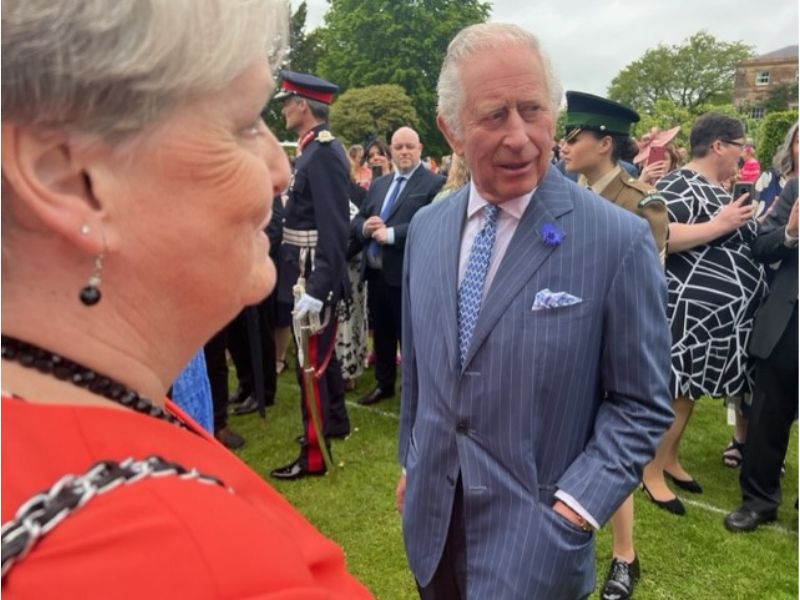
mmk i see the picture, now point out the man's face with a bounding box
[391,128,423,174]
[440,44,555,203]
[280,97,303,133]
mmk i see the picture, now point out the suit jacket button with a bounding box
[456,422,468,434]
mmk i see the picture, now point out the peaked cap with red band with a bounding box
[274,70,339,105]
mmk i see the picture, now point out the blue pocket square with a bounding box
[531,288,582,311]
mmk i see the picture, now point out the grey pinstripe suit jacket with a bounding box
[398,165,673,599]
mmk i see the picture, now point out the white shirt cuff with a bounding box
[387,227,395,245]
[554,489,600,530]
[784,228,798,247]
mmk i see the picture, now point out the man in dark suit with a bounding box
[270,71,352,480]
[725,176,798,532]
[351,126,444,406]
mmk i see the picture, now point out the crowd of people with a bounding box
[2,2,796,599]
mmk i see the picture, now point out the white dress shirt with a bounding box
[381,162,423,246]
[457,181,533,293]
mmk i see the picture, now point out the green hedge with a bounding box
[756,110,798,169]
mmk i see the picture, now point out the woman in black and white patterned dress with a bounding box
[641,113,767,514]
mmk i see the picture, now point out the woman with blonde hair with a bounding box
[433,153,471,202]
[349,143,371,189]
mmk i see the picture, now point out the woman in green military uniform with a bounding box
[561,91,669,600]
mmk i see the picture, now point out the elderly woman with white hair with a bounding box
[0,1,371,597]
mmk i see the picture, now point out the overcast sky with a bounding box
[293,0,798,97]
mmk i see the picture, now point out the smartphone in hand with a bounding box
[646,145,666,165]
[732,182,754,204]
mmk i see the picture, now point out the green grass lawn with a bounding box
[230,359,798,599]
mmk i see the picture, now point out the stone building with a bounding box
[733,45,798,118]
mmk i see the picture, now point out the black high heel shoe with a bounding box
[641,482,686,516]
[665,471,703,494]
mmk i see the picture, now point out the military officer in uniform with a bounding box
[561,91,669,600]
[270,71,351,481]
[562,91,668,264]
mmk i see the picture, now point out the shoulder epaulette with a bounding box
[316,130,335,144]
[622,176,656,195]
[638,193,665,209]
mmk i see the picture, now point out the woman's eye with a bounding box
[241,118,265,137]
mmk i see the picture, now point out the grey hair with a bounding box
[305,98,330,122]
[437,23,563,138]
[772,122,799,176]
[2,0,288,141]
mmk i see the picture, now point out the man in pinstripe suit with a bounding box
[396,23,673,599]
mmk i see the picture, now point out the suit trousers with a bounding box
[740,305,798,512]
[203,327,229,432]
[366,269,402,392]
[295,315,350,471]
[416,477,467,599]
[228,294,277,407]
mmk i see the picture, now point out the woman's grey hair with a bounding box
[772,122,798,176]
[437,23,562,138]
[2,0,288,141]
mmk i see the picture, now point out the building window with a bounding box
[749,106,765,119]
[755,71,770,86]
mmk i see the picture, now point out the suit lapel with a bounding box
[461,166,574,370]
[436,187,469,371]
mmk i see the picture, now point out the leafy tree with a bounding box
[330,84,419,147]
[554,110,567,140]
[631,99,756,151]
[263,1,325,142]
[287,1,325,74]
[633,98,693,147]
[608,32,753,115]
[755,110,798,168]
[317,0,491,157]
[764,83,800,114]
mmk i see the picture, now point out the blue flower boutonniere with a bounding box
[539,223,563,247]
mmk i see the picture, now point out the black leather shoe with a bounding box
[270,458,326,481]
[601,555,640,600]
[724,507,777,532]
[666,471,703,494]
[229,388,249,405]
[214,426,245,450]
[641,482,685,516]
[231,396,259,416]
[357,387,394,406]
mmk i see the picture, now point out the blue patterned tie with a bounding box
[458,204,500,367]
[368,176,406,258]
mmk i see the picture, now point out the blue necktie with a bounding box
[457,204,499,368]
[368,176,406,258]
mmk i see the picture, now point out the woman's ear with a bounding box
[1,122,107,255]
[599,135,613,156]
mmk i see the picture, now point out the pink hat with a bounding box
[634,126,681,164]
